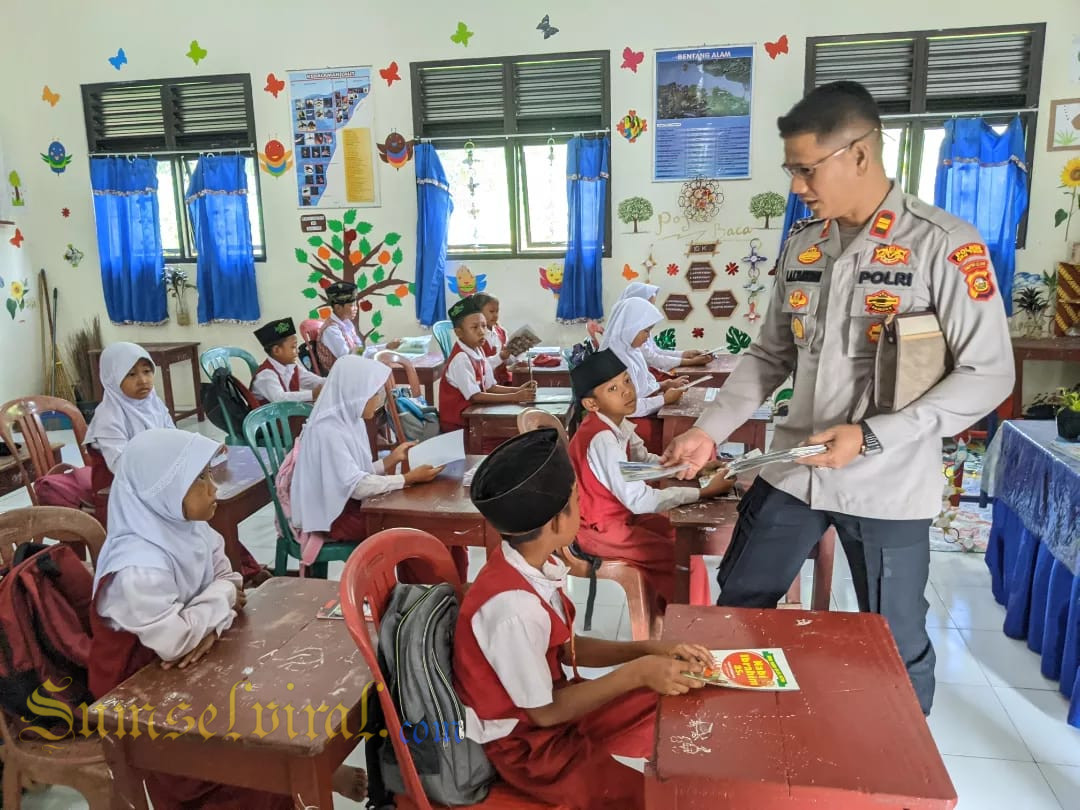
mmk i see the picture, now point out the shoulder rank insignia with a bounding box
[869,210,896,240]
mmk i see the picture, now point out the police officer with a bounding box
[661,81,1014,713]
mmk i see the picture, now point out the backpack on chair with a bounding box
[372,582,496,806]
[201,366,257,437]
[392,391,440,442]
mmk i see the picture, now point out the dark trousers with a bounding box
[717,478,936,714]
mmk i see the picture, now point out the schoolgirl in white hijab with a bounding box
[84,342,174,470]
[600,298,686,417]
[615,284,712,372]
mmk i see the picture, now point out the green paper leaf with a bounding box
[307,271,324,283]
[294,248,309,264]
[356,222,374,235]
[384,232,401,246]
[19,299,25,310]
[343,209,358,225]
[726,326,752,354]
[307,236,324,247]
[391,247,403,265]
[369,330,382,343]
[373,267,385,283]
[7,299,17,319]
[301,287,319,299]
[1055,209,1069,227]
[386,295,402,307]
[653,327,677,351]
[408,282,416,294]
[357,274,369,289]
[309,308,321,319]
[327,219,344,233]
[372,311,383,328]
[329,258,344,271]
[358,237,372,256]
[331,234,344,251]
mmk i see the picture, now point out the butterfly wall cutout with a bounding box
[108,48,127,70]
[9,229,24,248]
[621,47,645,73]
[450,22,474,47]
[622,263,639,281]
[41,86,60,107]
[536,15,559,39]
[186,40,208,65]
[764,35,789,60]
[264,73,285,98]
[379,62,401,87]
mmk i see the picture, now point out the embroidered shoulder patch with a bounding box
[965,268,996,301]
[948,242,987,266]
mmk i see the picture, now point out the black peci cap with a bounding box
[570,349,627,400]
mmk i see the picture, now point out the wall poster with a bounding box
[653,45,753,182]
[289,66,380,208]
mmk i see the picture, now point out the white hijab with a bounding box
[290,355,391,532]
[85,342,174,470]
[618,282,659,303]
[600,298,663,400]
[93,429,223,601]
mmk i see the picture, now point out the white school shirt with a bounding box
[251,356,325,403]
[586,413,700,514]
[96,541,241,662]
[349,457,406,499]
[640,341,684,373]
[445,340,496,400]
[463,542,569,744]
[320,314,361,359]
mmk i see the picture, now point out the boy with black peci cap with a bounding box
[318,281,402,370]
[568,349,733,608]
[454,428,712,810]
[438,296,537,438]
[251,317,325,404]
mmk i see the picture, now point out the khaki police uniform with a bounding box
[696,184,1015,713]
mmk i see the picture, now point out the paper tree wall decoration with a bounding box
[707,290,739,318]
[662,294,693,321]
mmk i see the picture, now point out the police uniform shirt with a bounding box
[697,184,1014,520]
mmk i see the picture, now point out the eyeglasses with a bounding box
[782,128,880,180]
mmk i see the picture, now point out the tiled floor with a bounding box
[4,422,1079,809]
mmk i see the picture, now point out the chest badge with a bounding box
[791,316,806,341]
[866,322,883,344]
[797,244,823,264]
[869,210,896,240]
[872,244,911,266]
[864,289,901,315]
[788,289,809,310]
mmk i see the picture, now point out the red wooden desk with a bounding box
[509,359,571,388]
[672,353,738,384]
[94,578,373,810]
[209,446,272,573]
[1010,336,1080,417]
[461,390,573,454]
[361,456,499,557]
[646,606,956,809]
[659,387,769,451]
[90,341,204,423]
[396,347,445,404]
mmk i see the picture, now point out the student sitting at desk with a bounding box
[251,317,325,404]
[454,428,713,810]
[89,429,367,808]
[317,281,402,372]
[615,283,712,371]
[438,296,536,440]
[471,292,513,385]
[568,349,732,607]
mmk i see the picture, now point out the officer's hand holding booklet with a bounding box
[618,444,827,483]
[683,648,800,691]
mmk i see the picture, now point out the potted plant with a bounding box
[1057,387,1080,441]
[1013,285,1049,337]
[163,265,196,326]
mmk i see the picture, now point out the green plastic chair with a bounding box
[242,401,356,578]
[431,320,455,359]
[200,347,260,446]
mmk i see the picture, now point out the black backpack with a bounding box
[200,367,257,437]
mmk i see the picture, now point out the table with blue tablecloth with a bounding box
[984,419,1080,727]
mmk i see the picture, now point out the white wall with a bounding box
[3,0,1077,407]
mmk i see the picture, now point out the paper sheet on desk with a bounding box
[408,430,465,469]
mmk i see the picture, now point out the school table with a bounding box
[671,353,739,384]
[1010,336,1080,418]
[361,456,499,556]
[508,358,571,388]
[461,389,574,454]
[396,346,445,404]
[658,387,769,452]
[210,445,272,574]
[983,419,1080,727]
[90,341,204,423]
[645,605,957,809]
[94,577,373,810]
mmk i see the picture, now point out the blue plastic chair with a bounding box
[242,401,356,578]
[200,347,260,446]
[431,320,455,359]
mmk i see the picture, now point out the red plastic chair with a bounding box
[299,318,327,375]
[339,529,568,810]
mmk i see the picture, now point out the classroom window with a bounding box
[81,74,266,262]
[807,23,1044,245]
[412,52,610,259]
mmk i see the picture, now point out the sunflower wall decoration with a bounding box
[1055,157,1080,242]
[678,176,723,223]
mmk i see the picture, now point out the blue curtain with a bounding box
[414,144,453,327]
[776,193,812,261]
[557,136,610,323]
[934,117,1029,316]
[185,155,260,324]
[90,157,167,325]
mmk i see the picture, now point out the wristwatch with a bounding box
[859,422,883,456]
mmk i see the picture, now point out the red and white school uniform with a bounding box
[250,356,324,405]
[481,323,512,385]
[568,412,700,605]
[454,543,657,810]
[439,340,496,436]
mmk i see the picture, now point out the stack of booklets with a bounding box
[618,461,690,482]
[505,325,542,357]
[724,445,826,477]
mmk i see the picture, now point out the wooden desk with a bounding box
[94,578,372,810]
[361,456,498,556]
[646,605,956,809]
[90,341,204,423]
[659,387,769,451]
[1011,337,1080,417]
[209,446,272,574]
[672,354,738,384]
[509,360,571,388]
[0,442,63,497]
[396,348,445,404]
[461,390,573,454]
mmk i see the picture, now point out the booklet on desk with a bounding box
[684,648,799,691]
[317,598,373,622]
[505,325,542,357]
[408,429,465,469]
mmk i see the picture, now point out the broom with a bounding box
[40,269,76,402]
